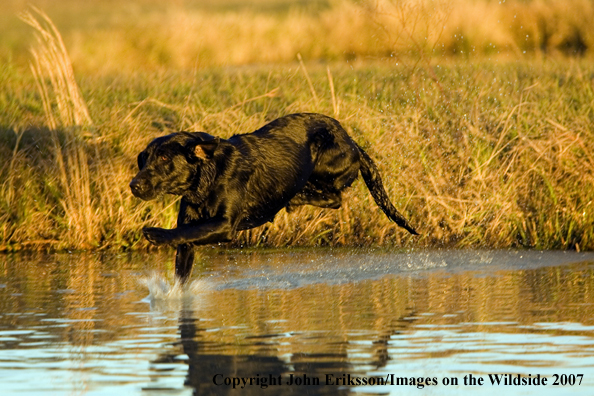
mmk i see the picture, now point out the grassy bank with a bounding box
[1,57,593,251]
[1,1,593,251]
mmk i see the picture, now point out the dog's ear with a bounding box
[137,151,148,170]
[193,137,220,159]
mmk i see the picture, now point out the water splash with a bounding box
[137,273,215,312]
[138,273,185,300]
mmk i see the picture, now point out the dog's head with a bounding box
[130,132,219,201]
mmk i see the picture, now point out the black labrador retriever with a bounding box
[130,113,418,283]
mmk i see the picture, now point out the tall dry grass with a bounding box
[88,0,592,72]
[2,58,593,251]
[3,0,594,73]
[4,9,177,250]
[20,7,92,129]
[1,3,593,251]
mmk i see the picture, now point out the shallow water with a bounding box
[1,248,594,395]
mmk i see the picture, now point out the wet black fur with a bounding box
[130,113,418,283]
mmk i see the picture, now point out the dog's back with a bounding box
[222,113,417,234]
[219,114,358,223]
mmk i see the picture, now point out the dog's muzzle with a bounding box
[129,177,155,200]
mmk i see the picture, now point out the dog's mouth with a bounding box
[129,177,158,201]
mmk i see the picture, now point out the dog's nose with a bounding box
[129,178,146,196]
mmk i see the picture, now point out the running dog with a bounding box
[130,113,418,283]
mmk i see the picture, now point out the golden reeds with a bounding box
[2,59,593,251]
[20,7,92,129]
[5,0,592,74]
[1,2,593,251]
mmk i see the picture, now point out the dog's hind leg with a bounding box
[175,243,195,284]
[286,183,342,212]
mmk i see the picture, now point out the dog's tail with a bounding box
[357,144,419,235]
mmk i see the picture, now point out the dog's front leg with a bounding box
[175,243,195,284]
[143,217,234,246]
[174,217,234,245]
[143,227,176,245]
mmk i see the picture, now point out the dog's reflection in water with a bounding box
[143,278,409,396]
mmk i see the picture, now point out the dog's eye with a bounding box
[160,155,169,162]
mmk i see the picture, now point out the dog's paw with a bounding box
[143,227,173,245]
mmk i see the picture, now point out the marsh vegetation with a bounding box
[1,0,593,251]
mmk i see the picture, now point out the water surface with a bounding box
[1,248,594,395]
